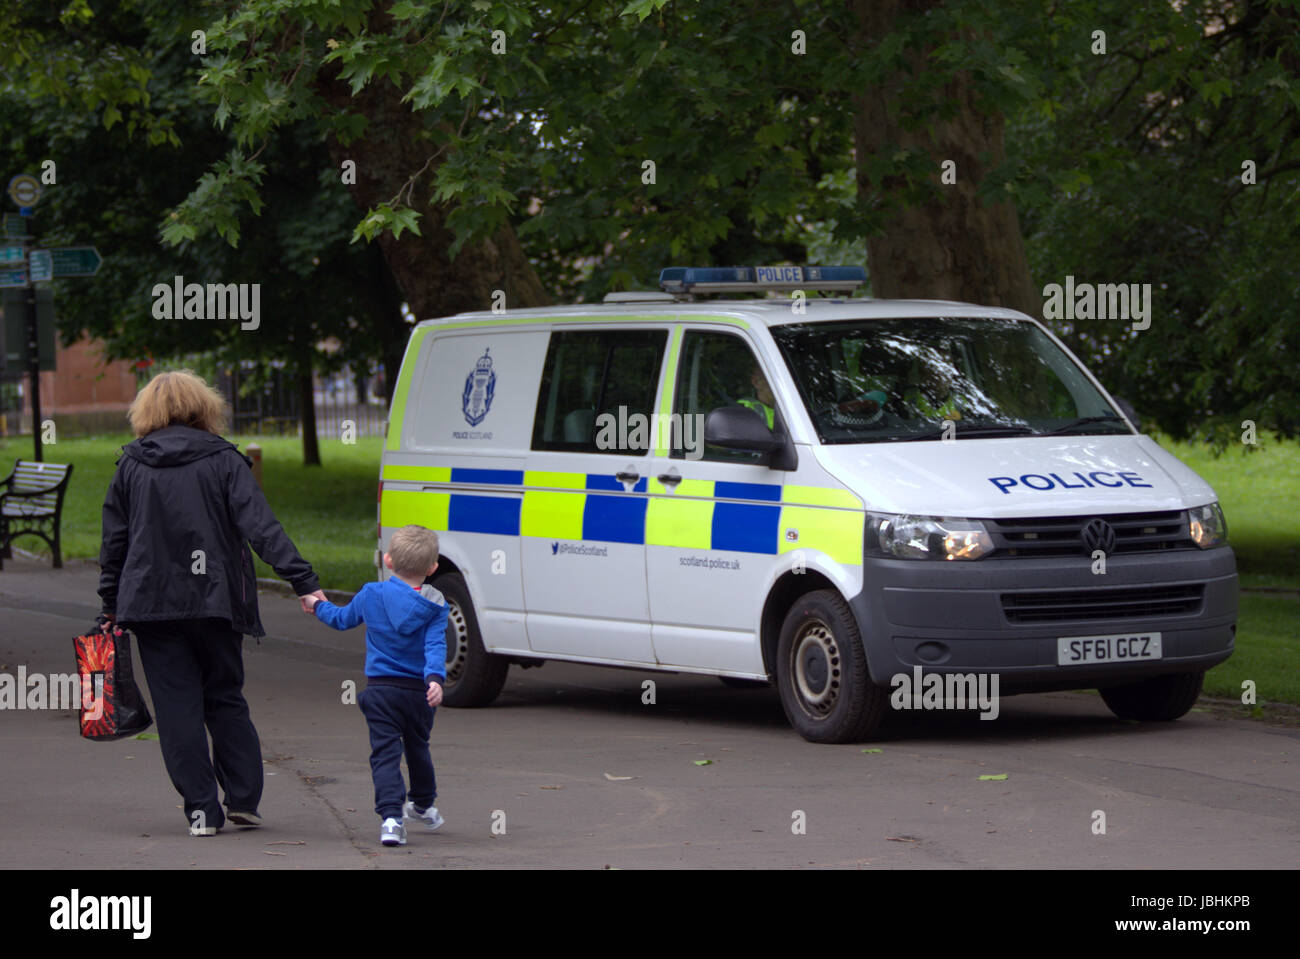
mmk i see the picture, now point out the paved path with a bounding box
[1,559,1296,868]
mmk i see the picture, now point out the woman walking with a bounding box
[98,370,325,836]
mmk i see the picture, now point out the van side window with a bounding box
[531,330,667,454]
[672,331,771,463]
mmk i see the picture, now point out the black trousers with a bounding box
[133,619,262,830]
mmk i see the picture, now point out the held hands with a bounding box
[299,590,327,614]
[427,681,443,708]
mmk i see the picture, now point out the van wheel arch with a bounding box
[760,570,840,677]
[424,568,509,707]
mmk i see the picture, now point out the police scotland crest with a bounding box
[462,348,496,426]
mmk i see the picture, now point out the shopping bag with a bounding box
[72,623,153,740]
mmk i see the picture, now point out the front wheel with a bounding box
[774,590,886,743]
[432,571,509,708]
[1100,671,1204,721]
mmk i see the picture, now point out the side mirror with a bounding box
[1114,396,1140,429]
[704,406,781,452]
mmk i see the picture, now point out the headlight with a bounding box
[1189,502,1228,548]
[868,512,994,560]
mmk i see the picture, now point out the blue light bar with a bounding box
[659,265,866,294]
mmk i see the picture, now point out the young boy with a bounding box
[305,524,447,846]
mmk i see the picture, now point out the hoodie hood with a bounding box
[123,425,243,468]
[380,577,440,633]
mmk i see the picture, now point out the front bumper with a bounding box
[848,547,1237,691]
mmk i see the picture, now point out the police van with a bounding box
[377,266,1236,743]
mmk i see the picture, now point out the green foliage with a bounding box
[0,0,402,412]
[351,202,422,243]
[1003,0,1300,445]
[2,432,384,589]
[163,152,266,248]
[3,0,1296,446]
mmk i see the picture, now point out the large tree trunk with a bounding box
[315,71,550,321]
[850,0,1040,317]
[298,363,321,466]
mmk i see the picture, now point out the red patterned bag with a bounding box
[72,623,153,740]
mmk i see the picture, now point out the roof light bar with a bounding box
[659,265,866,295]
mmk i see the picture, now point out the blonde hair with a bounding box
[127,369,230,438]
[389,525,440,578]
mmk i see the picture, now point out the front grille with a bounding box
[983,511,1193,558]
[1001,584,1205,624]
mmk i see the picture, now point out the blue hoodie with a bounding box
[314,577,447,686]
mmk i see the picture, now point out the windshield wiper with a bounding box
[1041,414,1130,436]
[890,425,1037,442]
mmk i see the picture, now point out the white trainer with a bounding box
[380,817,407,846]
[402,801,445,831]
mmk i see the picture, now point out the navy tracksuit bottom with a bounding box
[133,619,262,831]
[358,681,437,821]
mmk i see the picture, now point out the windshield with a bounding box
[771,316,1131,444]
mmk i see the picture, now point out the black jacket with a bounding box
[98,425,320,637]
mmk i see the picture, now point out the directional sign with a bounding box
[28,249,52,283]
[0,268,27,289]
[7,174,41,209]
[0,244,24,263]
[1,214,25,238]
[49,246,101,278]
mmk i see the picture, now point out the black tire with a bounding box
[431,571,509,708]
[1100,671,1204,721]
[719,676,770,689]
[774,589,886,743]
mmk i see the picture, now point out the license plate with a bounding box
[1057,633,1162,665]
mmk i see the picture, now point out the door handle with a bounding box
[615,471,640,483]
[656,473,682,487]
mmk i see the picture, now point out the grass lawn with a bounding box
[0,432,383,590]
[3,430,1296,706]
[1164,435,1300,590]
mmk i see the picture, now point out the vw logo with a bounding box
[1080,517,1116,554]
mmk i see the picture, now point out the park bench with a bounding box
[0,459,74,571]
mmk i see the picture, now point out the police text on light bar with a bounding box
[659,265,866,295]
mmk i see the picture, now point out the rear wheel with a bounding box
[1100,671,1204,721]
[774,589,885,743]
[432,572,509,708]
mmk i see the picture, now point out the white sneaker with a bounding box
[403,800,445,831]
[380,817,406,846]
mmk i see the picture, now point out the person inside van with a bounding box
[738,362,777,430]
[902,358,964,422]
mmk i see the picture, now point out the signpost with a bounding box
[49,246,101,278]
[5,173,44,459]
[28,250,52,283]
[2,289,54,372]
[1,172,105,459]
[6,174,41,210]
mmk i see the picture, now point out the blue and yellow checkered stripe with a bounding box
[379,465,864,564]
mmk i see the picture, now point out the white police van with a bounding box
[378,266,1236,743]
